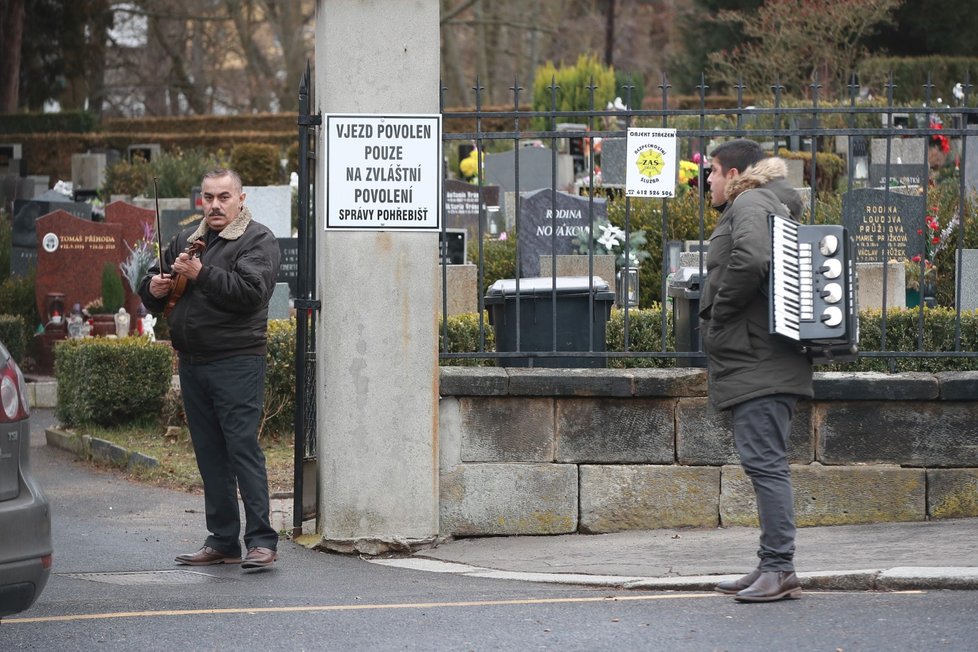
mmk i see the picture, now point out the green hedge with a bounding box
[261,319,296,438]
[439,306,978,372]
[0,314,27,364]
[230,143,284,186]
[55,338,174,428]
[0,272,41,333]
[0,111,97,134]
[439,313,495,366]
[857,56,978,104]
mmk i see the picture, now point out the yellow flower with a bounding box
[678,160,700,186]
[459,149,483,180]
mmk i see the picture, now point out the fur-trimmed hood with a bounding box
[725,157,788,202]
[725,157,803,220]
[187,205,254,243]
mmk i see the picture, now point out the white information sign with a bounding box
[325,113,442,231]
[625,128,678,198]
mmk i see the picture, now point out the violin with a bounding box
[163,238,206,318]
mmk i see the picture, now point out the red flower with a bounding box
[931,122,950,154]
[912,254,922,263]
[932,236,941,245]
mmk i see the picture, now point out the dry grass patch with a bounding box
[70,422,296,495]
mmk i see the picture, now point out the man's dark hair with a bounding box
[202,168,243,193]
[709,138,765,174]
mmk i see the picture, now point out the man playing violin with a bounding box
[139,168,281,571]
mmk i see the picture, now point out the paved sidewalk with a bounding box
[33,399,978,593]
[373,517,978,592]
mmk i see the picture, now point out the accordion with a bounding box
[768,213,859,364]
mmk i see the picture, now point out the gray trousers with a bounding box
[179,354,278,555]
[731,393,799,572]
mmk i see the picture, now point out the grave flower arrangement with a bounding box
[459,148,484,183]
[120,222,158,294]
[905,207,942,291]
[575,220,651,269]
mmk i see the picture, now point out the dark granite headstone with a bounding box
[33,210,125,321]
[439,229,466,265]
[444,179,500,243]
[277,237,298,297]
[10,195,92,277]
[160,208,201,250]
[842,188,926,263]
[517,189,607,277]
[870,163,928,192]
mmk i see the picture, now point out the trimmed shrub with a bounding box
[0,314,26,364]
[55,338,174,427]
[0,111,96,134]
[822,307,978,373]
[777,148,846,193]
[100,262,125,314]
[0,271,41,332]
[230,143,282,186]
[606,306,675,368]
[261,319,296,439]
[469,235,518,297]
[102,157,153,198]
[439,312,495,366]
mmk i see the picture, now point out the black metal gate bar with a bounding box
[440,73,978,366]
[293,63,321,537]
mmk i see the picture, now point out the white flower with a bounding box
[596,223,625,251]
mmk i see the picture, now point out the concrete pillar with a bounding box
[315,0,440,553]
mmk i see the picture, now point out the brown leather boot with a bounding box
[715,568,762,595]
[734,571,802,602]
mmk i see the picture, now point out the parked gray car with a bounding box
[0,340,52,620]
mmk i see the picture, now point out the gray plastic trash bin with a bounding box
[667,267,707,368]
[485,276,615,368]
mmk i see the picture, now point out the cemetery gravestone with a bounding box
[966,127,978,198]
[842,188,925,264]
[518,188,607,277]
[439,229,466,265]
[242,185,292,238]
[957,249,978,312]
[11,191,92,277]
[278,237,298,297]
[33,211,125,322]
[869,163,927,193]
[444,179,501,242]
[870,137,926,166]
[484,147,574,195]
[599,138,627,186]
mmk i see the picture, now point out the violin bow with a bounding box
[153,177,164,275]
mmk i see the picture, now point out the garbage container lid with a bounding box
[666,266,705,297]
[486,276,613,300]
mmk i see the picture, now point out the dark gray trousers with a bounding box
[179,354,277,555]
[731,393,799,572]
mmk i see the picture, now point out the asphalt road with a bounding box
[3,414,977,651]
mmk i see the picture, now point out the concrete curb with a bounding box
[369,557,978,592]
[45,427,161,469]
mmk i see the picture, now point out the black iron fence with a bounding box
[438,73,978,369]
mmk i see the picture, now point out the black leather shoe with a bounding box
[175,546,241,566]
[241,546,278,570]
[715,568,762,595]
[734,571,802,602]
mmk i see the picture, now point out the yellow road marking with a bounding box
[5,593,721,624]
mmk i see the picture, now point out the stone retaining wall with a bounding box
[438,368,978,536]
